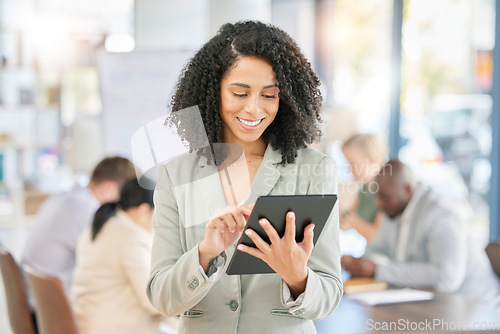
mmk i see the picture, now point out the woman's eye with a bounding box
[263,94,276,99]
[232,93,247,97]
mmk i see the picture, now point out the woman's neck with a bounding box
[239,139,267,158]
[124,208,152,231]
[221,123,268,157]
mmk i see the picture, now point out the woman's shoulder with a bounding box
[159,151,212,186]
[295,146,335,165]
[105,212,151,244]
[164,150,202,168]
[102,212,136,236]
[293,147,337,186]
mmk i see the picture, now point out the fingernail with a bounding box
[245,229,252,236]
[287,212,294,218]
[237,244,244,250]
[259,219,267,226]
[311,224,315,231]
[230,229,235,233]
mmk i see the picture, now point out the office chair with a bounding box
[0,247,37,334]
[24,265,79,334]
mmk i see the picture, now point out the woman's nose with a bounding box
[243,95,262,115]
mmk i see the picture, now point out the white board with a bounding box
[98,49,194,159]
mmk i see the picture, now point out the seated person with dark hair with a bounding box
[22,157,136,293]
[72,178,176,334]
[342,160,500,309]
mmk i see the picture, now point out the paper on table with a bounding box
[346,288,434,306]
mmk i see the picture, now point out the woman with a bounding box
[147,21,342,333]
[72,179,166,334]
[341,133,388,242]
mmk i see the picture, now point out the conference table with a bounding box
[314,290,500,333]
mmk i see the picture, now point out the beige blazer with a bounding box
[147,145,343,334]
[72,210,162,334]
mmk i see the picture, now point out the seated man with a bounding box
[22,156,136,293]
[342,160,500,309]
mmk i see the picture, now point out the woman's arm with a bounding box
[339,196,358,230]
[198,204,253,273]
[292,156,343,319]
[146,165,225,317]
[344,209,384,242]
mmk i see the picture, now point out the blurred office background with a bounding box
[0,0,498,332]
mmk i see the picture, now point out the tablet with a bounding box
[226,194,337,275]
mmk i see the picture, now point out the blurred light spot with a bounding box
[105,34,135,53]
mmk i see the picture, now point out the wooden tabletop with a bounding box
[314,291,500,333]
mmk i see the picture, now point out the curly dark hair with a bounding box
[169,20,323,165]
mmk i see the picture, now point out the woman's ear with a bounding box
[137,203,154,231]
[138,202,152,215]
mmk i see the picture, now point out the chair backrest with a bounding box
[486,241,500,277]
[24,265,79,334]
[0,247,37,334]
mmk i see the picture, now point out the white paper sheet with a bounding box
[346,288,435,306]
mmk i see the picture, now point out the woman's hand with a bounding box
[198,204,254,273]
[237,211,314,298]
[339,209,354,230]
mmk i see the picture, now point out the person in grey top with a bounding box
[22,156,136,293]
[342,160,500,309]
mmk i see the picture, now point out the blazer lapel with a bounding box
[196,154,228,219]
[196,144,283,212]
[246,144,282,204]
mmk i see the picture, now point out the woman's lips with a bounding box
[237,117,264,129]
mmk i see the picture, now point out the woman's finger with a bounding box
[222,212,237,233]
[284,211,296,242]
[237,244,265,261]
[239,205,254,220]
[214,217,227,232]
[259,219,280,244]
[243,203,255,213]
[245,228,272,253]
[206,218,217,229]
[213,206,233,218]
[231,209,246,232]
[300,223,315,253]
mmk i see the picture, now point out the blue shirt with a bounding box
[22,185,100,292]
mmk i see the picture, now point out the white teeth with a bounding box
[237,118,262,126]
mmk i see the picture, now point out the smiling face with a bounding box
[219,56,280,149]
